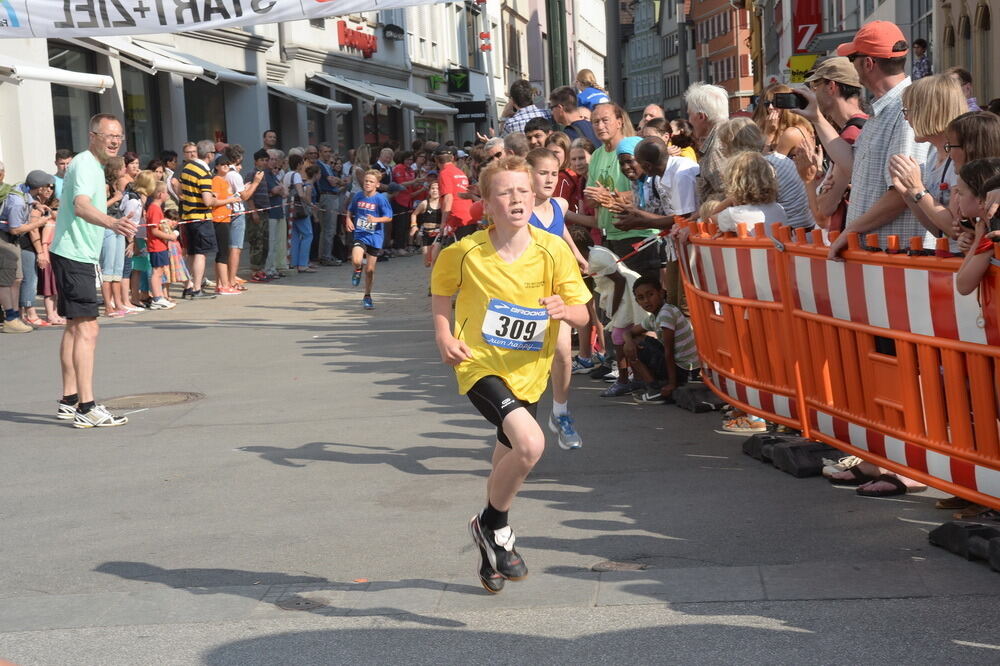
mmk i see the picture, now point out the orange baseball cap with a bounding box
[836,21,908,59]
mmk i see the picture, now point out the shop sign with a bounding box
[792,0,822,53]
[428,74,446,91]
[787,54,819,83]
[383,23,404,40]
[338,20,377,58]
[455,100,488,122]
[448,68,470,94]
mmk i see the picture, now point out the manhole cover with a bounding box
[591,560,648,572]
[276,597,327,611]
[101,392,205,410]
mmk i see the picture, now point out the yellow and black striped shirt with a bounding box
[179,160,212,221]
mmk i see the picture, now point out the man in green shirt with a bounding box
[583,103,659,274]
[50,114,138,428]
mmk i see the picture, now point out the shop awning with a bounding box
[0,59,114,93]
[309,72,397,106]
[310,72,456,115]
[362,82,457,115]
[66,36,204,79]
[267,84,352,114]
[134,41,257,86]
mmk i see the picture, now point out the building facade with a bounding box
[624,0,663,122]
[936,0,996,104]
[660,0,696,118]
[1,2,606,179]
[688,0,754,113]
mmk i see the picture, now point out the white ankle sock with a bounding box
[552,400,568,416]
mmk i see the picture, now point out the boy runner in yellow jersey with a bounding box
[431,156,591,593]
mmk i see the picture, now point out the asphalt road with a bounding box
[1,255,998,665]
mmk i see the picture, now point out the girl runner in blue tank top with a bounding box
[526,148,591,451]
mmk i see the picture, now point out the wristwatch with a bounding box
[913,190,931,203]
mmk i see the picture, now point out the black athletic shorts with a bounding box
[185,220,218,256]
[213,222,230,264]
[51,252,99,319]
[466,375,538,449]
[351,241,380,256]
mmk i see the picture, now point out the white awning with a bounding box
[67,36,204,79]
[267,84,352,114]
[0,60,113,93]
[309,72,397,106]
[134,41,257,87]
[363,82,457,116]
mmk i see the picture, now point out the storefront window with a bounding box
[415,118,447,143]
[305,81,329,146]
[48,43,100,153]
[121,64,162,164]
[363,104,402,148]
[336,90,356,150]
[185,78,227,144]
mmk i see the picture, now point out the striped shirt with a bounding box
[643,303,699,370]
[179,159,213,221]
[846,77,929,244]
[765,153,814,229]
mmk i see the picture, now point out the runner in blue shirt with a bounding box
[345,169,393,310]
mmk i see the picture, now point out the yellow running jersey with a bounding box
[431,226,591,403]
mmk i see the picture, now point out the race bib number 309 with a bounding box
[482,298,549,351]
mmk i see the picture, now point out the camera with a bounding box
[771,92,808,110]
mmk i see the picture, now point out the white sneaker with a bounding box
[548,412,583,450]
[123,305,145,314]
[149,297,176,310]
[73,404,128,429]
[57,402,77,420]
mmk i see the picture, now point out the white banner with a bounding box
[0,0,447,39]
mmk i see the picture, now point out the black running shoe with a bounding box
[468,515,505,593]
[470,514,528,581]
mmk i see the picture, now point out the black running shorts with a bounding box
[51,252,99,319]
[466,375,538,449]
[351,241,379,256]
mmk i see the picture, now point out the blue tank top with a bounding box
[529,199,565,238]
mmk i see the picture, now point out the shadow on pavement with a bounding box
[237,441,490,476]
[94,561,471,627]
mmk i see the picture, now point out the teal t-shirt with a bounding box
[51,150,107,264]
[586,142,653,241]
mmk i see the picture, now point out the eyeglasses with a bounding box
[943,143,962,153]
[901,107,909,116]
[37,184,54,189]
[91,132,124,141]
[487,152,503,163]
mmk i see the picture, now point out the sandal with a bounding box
[936,496,972,510]
[23,317,51,327]
[856,474,909,497]
[827,465,879,486]
[297,268,317,273]
[235,283,248,291]
[953,503,992,519]
[722,415,767,433]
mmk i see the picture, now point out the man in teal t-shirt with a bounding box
[584,103,658,274]
[50,114,137,429]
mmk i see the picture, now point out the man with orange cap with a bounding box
[824,20,928,258]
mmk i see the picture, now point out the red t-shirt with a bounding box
[438,162,473,229]
[829,113,870,232]
[554,169,580,212]
[469,200,485,225]
[146,203,168,253]
[392,164,416,209]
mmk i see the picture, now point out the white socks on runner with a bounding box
[551,400,568,417]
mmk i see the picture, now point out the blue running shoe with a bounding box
[548,412,582,449]
[351,269,361,287]
[362,295,374,310]
[571,355,595,374]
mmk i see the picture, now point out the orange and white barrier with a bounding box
[678,222,1000,510]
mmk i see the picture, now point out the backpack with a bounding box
[0,183,29,224]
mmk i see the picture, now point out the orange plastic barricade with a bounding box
[677,221,804,431]
[677,223,1000,511]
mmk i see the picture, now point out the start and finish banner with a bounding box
[0,0,444,38]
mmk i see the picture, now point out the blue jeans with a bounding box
[230,213,246,249]
[100,229,125,281]
[290,216,313,268]
[19,247,36,308]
